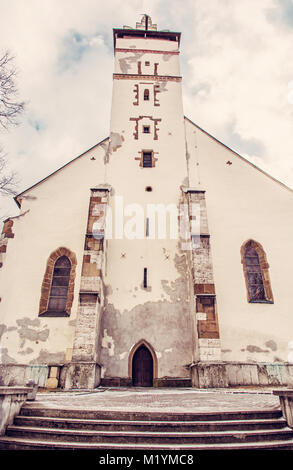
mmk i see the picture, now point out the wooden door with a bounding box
[132,345,153,387]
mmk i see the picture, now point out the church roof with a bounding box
[14,136,109,208]
[113,14,181,48]
[14,117,293,208]
[185,116,293,194]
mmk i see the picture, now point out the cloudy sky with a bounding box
[1,0,293,219]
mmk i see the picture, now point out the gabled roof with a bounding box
[185,116,293,194]
[14,117,293,209]
[14,137,109,207]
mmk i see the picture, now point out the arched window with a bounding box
[241,240,273,303]
[48,256,71,313]
[144,89,150,101]
[39,247,77,317]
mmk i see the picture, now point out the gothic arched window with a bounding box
[39,247,77,317]
[241,240,273,303]
[48,256,71,313]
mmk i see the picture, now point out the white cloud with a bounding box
[182,0,293,188]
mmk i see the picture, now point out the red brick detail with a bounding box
[38,247,77,316]
[194,284,215,295]
[196,295,220,339]
[154,84,160,107]
[133,84,139,106]
[113,74,182,82]
[129,116,161,140]
[2,219,14,238]
[0,218,14,269]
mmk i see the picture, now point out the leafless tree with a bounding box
[0,51,25,130]
[0,150,18,196]
[0,51,25,200]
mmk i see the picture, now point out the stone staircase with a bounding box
[0,406,293,450]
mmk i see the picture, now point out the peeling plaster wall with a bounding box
[114,38,180,77]
[100,247,194,379]
[185,117,293,365]
[0,143,107,372]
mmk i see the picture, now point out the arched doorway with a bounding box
[132,344,154,387]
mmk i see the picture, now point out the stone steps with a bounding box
[5,424,293,444]
[0,406,292,450]
[17,406,284,421]
[1,436,293,451]
[12,415,287,432]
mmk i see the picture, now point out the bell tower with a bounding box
[99,16,196,387]
[107,15,187,198]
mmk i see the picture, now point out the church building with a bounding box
[1,15,293,390]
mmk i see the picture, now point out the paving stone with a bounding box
[29,387,281,413]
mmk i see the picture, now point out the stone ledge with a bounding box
[273,389,293,428]
[0,386,34,435]
[0,386,32,395]
[190,362,293,388]
[273,389,293,397]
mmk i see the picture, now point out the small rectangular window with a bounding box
[143,126,150,134]
[145,61,150,66]
[144,89,150,101]
[143,151,153,168]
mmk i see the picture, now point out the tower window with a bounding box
[145,61,150,66]
[143,126,150,134]
[142,151,153,168]
[144,89,150,101]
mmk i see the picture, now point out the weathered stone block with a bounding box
[273,390,293,428]
[64,362,101,389]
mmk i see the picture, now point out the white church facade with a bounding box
[1,15,293,390]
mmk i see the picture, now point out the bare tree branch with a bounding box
[0,51,25,130]
[0,51,25,213]
[0,150,19,196]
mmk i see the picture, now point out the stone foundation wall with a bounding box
[0,364,48,387]
[191,362,293,388]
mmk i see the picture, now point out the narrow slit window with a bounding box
[142,151,153,168]
[143,268,148,288]
[146,218,150,237]
[144,89,150,101]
